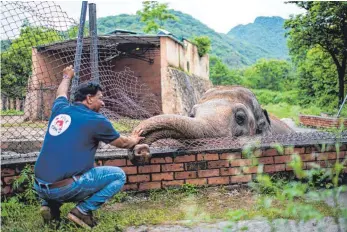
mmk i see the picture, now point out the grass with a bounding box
[1,185,340,232]
[1,109,24,116]
[263,102,347,125]
[1,121,48,128]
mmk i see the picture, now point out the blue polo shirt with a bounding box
[34,96,120,183]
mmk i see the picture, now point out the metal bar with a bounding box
[89,3,99,83]
[70,1,88,101]
[337,94,347,117]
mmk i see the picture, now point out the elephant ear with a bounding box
[263,109,271,125]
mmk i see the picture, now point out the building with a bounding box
[24,30,211,120]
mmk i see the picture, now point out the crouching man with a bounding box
[34,65,144,229]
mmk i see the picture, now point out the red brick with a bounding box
[220,153,241,160]
[293,147,305,154]
[128,175,150,183]
[152,172,174,181]
[252,149,263,157]
[139,182,161,191]
[122,184,138,191]
[197,153,219,161]
[1,168,15,177]
[257,157,274,164]
[243,166,261,174]
[186,178,207,186]
[274,155,292,164]
[208,176,229,185]
[221,168,241,176]
[150,157,173,164]
[104,159,126,167]
[138,165,161,174]
[337,151,346,158]
[316,152,337,160]
[326,145,336,152]
[121,166,137,175]
[126,160,135,166]
[174,155,196,163]
[284,147,294,155]
[175,171,197,179]
[3,176,17,185]
[286,164,294,171]
[208,160,229,169]
[198,169,219,177]
[264,148,278,156]
[230,175,252,183]
[300,154,316,161]
[162,163,184,172]
[264,164,286,173]
[230,159,252,167]
[162,180,184,188]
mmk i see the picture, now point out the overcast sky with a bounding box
[57,0,305,33]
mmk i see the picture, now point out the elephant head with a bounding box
[131,86,292,162]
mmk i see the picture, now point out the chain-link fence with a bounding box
[1,1,346,158]
[1,1,161,154]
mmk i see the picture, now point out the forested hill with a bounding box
[227,16,288,60]
[96,11,288,68]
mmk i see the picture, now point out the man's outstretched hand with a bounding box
[63,65,74,79]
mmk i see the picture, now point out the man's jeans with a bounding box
[34,166,126,214]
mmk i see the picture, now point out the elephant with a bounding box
[130,86,293,163]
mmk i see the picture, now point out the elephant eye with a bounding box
[235,111,246,125]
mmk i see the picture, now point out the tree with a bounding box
[296,47,339,110]
[192,36,211,57]
[136,1,178,33]
[1,26,61,97]
[285,1,347,107]
[242,59,294,91]
[210,56,241,85]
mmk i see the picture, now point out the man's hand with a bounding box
[56,65,74,98]
[110,128,145,149]
[129,128,145,144]
[63,65,74,79]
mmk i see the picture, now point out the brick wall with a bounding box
[2,143,346,196]
[299,114,347,128]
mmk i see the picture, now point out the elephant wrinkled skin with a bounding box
[131,86,292,163]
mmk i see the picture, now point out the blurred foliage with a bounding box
[191,36,211,57]
[136,1,178,33]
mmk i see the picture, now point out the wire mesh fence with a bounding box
[1,1,346,158]
[1,1,161,154]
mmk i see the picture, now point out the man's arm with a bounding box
[56,65,74,99]
[109,128,144,149]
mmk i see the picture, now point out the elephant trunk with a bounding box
[135,114,220,144]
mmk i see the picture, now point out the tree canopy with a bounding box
[285,1,347,107]
[1,26,61,97]
[136,1,178,33]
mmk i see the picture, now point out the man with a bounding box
[34,65,144,229]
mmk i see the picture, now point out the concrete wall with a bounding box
[2,143,346,196]
[161,37,209,80]
[160,37,211,115]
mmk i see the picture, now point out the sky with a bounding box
[57,0,305,33]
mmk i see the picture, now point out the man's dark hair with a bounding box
[73,81,103,102]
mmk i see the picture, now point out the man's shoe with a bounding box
[40,206,61,224]
[67,207,97,229]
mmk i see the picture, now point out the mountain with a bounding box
[227,16,288,60]
[96,11,288,69]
